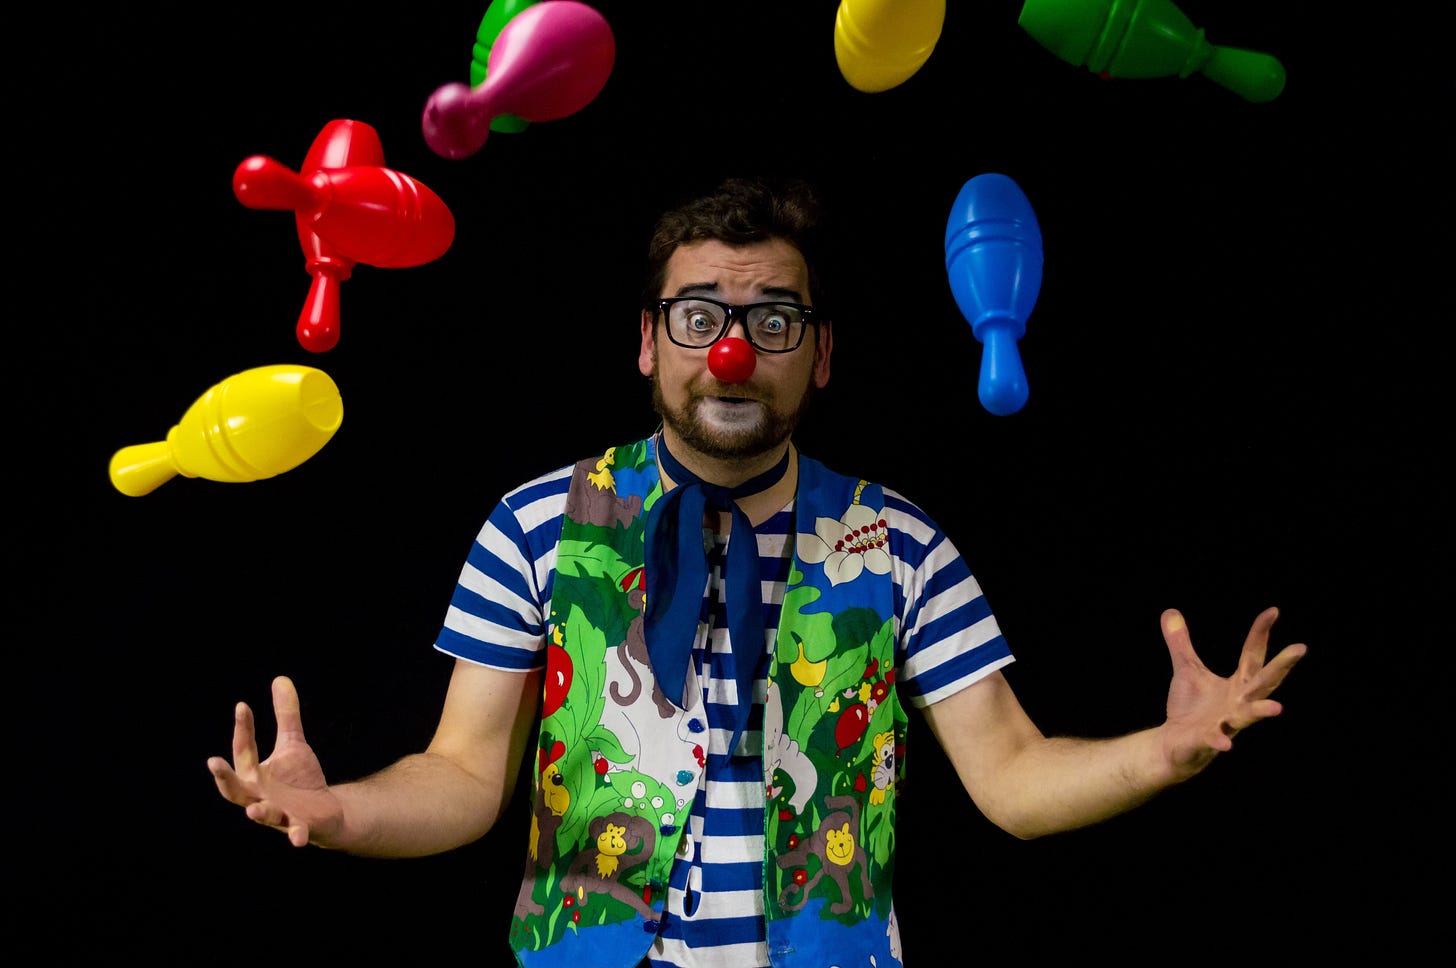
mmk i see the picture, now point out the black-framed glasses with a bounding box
[646,296,817,353]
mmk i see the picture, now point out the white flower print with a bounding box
[797,503,891,586]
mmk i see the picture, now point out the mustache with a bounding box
[693,381,767,401]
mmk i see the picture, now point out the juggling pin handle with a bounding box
[976,321,1030,416]
[109,435,188,497]
[233,155,318,211]
[1200,46,1286,103]
[297,267,347,354]
[421,82,494,161]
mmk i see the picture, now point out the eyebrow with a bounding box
[671,282,806,302]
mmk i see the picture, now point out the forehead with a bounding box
[663,238,809,296]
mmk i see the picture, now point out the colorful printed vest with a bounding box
[510,437,907,967]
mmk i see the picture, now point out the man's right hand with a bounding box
[207,675,344,848]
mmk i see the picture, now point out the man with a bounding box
[208,175,1306,968]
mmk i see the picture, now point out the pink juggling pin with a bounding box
[421,0,615,160]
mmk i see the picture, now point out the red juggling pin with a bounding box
[422,0,615,160]
[233,119,456,353]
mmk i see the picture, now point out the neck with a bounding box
[657,427,788,488]
[656,430,797,527]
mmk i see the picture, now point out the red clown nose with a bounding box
[708,337,756,383]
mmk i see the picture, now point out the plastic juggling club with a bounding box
[422,0,615,160]
[1018,0,1286,102]
[233,119,456,353]
[944,173,1043,417]
[472,0,542,134]
[708,337,756,383]
[109,365,343,497]
[833,0,946,93]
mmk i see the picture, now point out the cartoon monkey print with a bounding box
[776,794,873,915]
[559,812,659,919]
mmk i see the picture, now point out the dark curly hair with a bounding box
[641,175,833,320]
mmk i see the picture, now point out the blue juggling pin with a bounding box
[944,173,1043,416]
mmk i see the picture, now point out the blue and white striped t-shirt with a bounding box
[434,458,1013,968]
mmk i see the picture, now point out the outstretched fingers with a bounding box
[1232,610,1307,730]
[1236,606,1308,698]
[208,756,251,805]
[1158,606,1307,773]
[1235,606,1279,681]
[1251,641,1308,698]
[206,701,261,806]
[206,678,323,848]
[230,700,260,774]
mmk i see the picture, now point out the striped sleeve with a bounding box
[432,464,572,671]
[884,488,1014,707]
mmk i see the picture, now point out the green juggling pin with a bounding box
[1018,0,1286,102]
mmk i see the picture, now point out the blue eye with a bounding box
[756,313,788,335]
[684,310,717,333]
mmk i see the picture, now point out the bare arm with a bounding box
[921,607,1306,840]
[208,659,541,857]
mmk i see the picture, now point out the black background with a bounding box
[17,1,1449,963]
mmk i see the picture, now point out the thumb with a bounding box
[1160,608,1204,673]
[271,675,306,740]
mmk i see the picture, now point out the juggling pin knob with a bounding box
[109,365,343,497]
[422,0,615,160]
[944,174,1043,417]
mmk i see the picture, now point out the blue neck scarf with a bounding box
[644,436,790,755]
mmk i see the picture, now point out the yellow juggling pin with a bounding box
[109,365,343,497]
[834,0,947,93]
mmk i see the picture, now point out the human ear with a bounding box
[638,310,656,376]
[812,322,833,388]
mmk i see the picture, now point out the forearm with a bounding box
[326,749,510,857]
[325,663,540,856]
[977,727,1178,840]
[923,672,1187,841]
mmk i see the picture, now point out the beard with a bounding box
[650,370,816,462]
